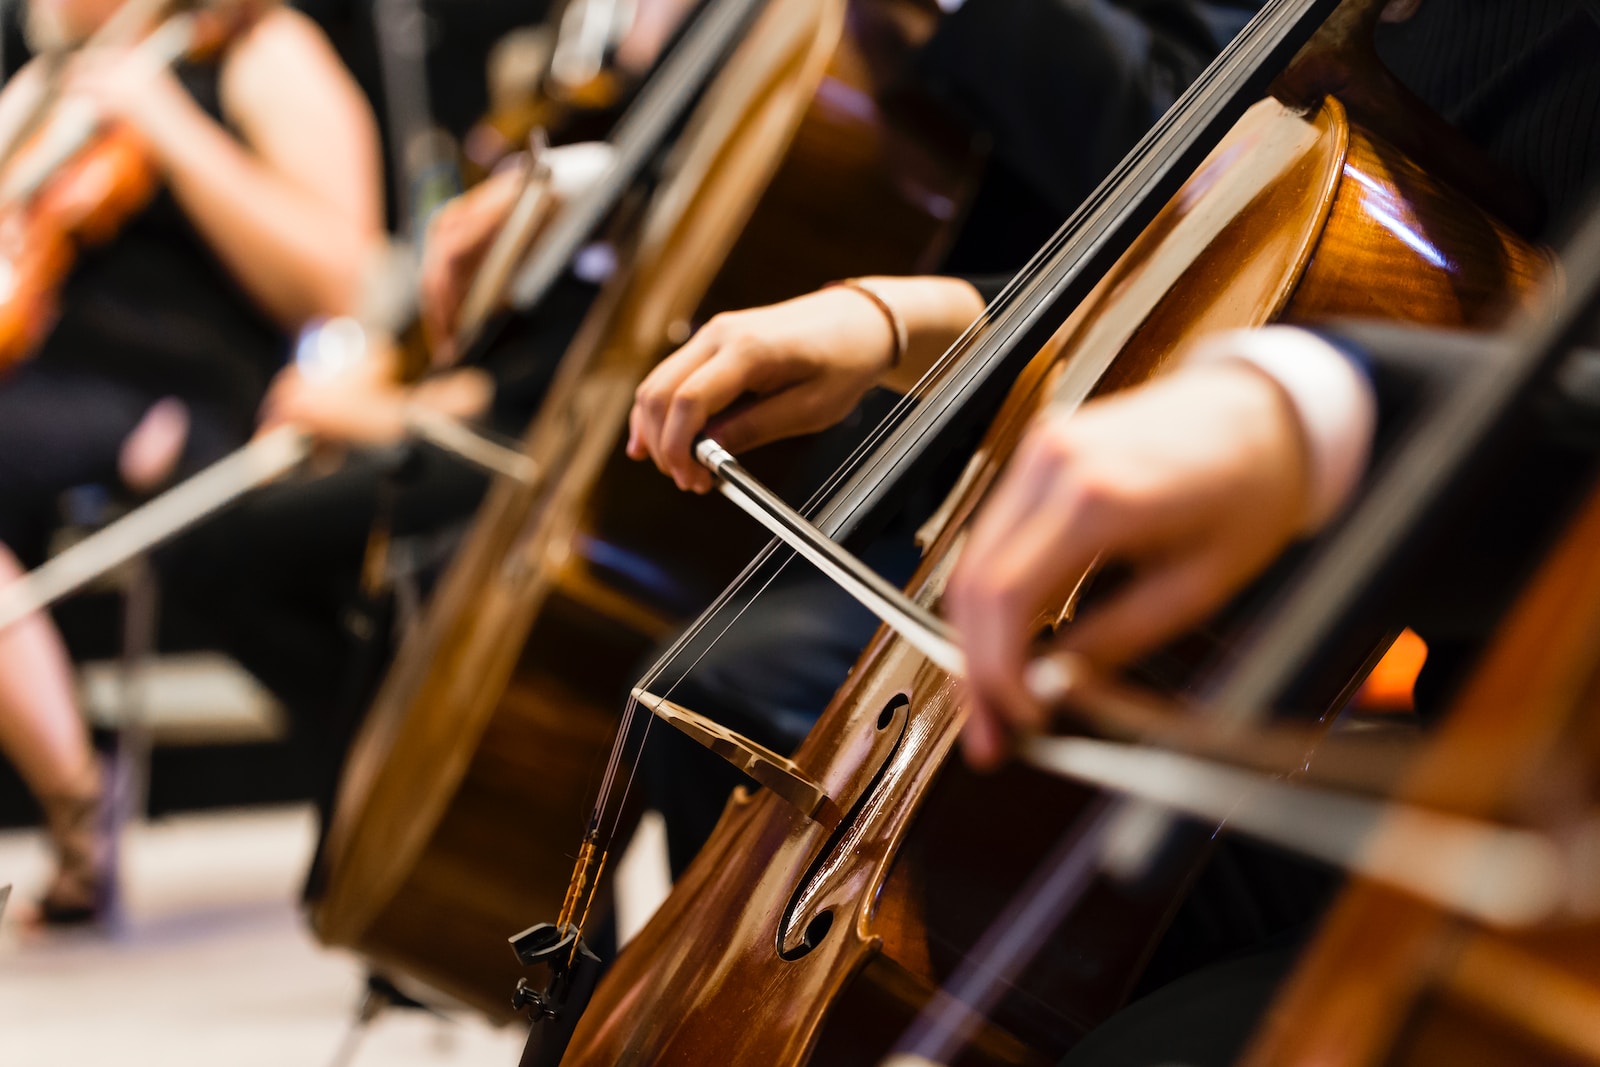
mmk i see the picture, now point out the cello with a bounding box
[908,237,1600,1065]
[311,0,982,1018]
[536,0,1553,1061]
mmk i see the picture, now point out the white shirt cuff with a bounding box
[544,141,616,197]
[492,141,616,198]
[1183,325,1377,531]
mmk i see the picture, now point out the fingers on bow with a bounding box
[629,322,808,493]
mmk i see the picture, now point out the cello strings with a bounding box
[584,521,815,851]
[890,1,1517,1057]
[698,0,1293,566]
[566,0,1318,940]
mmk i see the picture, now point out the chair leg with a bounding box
[323,972,448,1067]
[104,557,160,928]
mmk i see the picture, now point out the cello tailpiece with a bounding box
[509,921,605,1067]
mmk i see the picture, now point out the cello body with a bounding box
[311,0,981,1018]
[558,84,1543,1065]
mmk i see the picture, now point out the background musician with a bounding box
[0,0,381,924]
[630,0,1600,1061]
[151,3,685,832]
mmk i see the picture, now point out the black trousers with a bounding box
[1058,939,1302,1067]
[159,281,592,791]
[158,444,491,805]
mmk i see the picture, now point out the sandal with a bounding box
[36,764,112,925]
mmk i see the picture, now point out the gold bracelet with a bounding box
[826,278,908,368]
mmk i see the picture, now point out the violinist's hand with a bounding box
[627,276,985,493]
[419,166,525,366]
[259,363,495,447]
[944,362,1317,771]
[65,47,196,144]
[258,363,411,446]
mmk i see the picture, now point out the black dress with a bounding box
[0,39,289,565]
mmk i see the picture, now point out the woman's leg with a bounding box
[0,543,105,918]
[0,545,94,797]
[0,366,159,921]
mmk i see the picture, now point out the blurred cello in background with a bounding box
[311,0,982,1018]
[1249,491,1600,1066]
[1242,206,1600,1067]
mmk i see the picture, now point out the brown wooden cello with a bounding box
[1247,496,1600,1067]
[532,0,1556,1062]
[310,0,983,1019]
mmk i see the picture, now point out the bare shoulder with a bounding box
[220,5,361,117]
[231,5,343,69]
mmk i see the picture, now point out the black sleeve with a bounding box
[475,276,600,435]
[1,0,32,80]
[916,0,1260,217]
[1314,322,1600,716]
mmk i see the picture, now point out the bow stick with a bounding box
[0,424,310,634]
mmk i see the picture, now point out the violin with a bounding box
[0,0,266,371]
[309,0,982,1019]
[532,0,1554,1062]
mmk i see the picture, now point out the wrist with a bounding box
[1183,325,1377,532]
[826,278,908,373]
[872,276,984,392]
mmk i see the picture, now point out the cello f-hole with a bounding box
[879,693,909,731]
[778,685,913,957]
[779,909,836,962]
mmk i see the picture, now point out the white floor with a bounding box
[0,806,533,1067]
